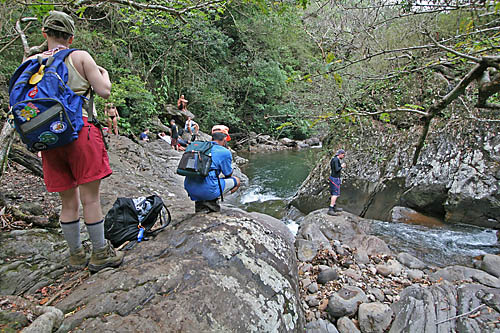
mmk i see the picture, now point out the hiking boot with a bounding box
[334,205,343,213]
[68,247,89,271]
[195,201,210,213]
[203,199,221,212]
[327,207,338,216]
[88,240,124,273]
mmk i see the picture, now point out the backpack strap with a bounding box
[208,143,225,202]
[50,48,77,61]
[218,176,224,202]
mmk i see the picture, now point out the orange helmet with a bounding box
[211,125,231,141]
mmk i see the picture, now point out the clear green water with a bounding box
[230,148,499,267]
[227,149,319,218]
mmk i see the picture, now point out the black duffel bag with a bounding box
[104,195,171,247]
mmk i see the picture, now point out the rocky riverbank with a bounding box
[296,209,500,332]
[233,132,322,152]
[2,134,500,332]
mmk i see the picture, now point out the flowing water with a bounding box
[230,149,499,267]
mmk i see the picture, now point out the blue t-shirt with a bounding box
[184,142,233,201]
[140,132,148,140]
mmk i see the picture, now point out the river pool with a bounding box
[228,148,499,267]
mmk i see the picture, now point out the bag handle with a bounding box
[146,204,171,236]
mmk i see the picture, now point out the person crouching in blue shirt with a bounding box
[184,126,241,213]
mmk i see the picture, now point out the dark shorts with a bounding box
[329,177,341,196]
[171,138,178,148]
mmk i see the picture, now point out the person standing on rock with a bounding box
[170,119,179,151]
[104,102,120,135]
[22,11,124,272]
[184,125,241,213]
[328,149,346,216]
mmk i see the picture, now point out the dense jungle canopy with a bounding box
[0,0,499,160]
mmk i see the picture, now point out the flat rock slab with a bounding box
[390,281,500,332]
[55,209,304,332]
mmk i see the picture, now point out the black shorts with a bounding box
[329,177,341,196]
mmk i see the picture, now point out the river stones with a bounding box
[336,316,360,333]
[297,239,320,262]
[327,286,367,318]
[376,259,403,277]
[317,268,339,284]
[396,252,427,270]
[358,302,393,333]
[305,318,339,333]
[430,265,500,288]
[480,254,500,278]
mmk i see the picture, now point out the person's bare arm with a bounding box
[72,51,111,98]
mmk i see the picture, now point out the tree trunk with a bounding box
[9,144,43,178]
[0,121,15,178]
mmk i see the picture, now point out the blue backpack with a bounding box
[8,49,89,151]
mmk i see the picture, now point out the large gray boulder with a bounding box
[56,209,304,332]
[296,210,391,259]
[1,137,303,332]
[430,265,500,288]
[480,254,500,278]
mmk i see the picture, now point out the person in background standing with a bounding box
[104,103,120,135]
[170,119,179,151]
[328,149,346,216]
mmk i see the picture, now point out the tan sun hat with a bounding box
[211,125,231,141]
[42,11,75,35]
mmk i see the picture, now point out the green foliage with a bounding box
[103,75,157,135]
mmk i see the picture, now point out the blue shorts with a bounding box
[329,177,341,196]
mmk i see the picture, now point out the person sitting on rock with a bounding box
[328,149,346,216]
[177,94,188,112]
[184,116,199,141]
[184,125,241,213]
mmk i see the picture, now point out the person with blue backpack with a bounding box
[10,11,123,272]
[183,125,241,213]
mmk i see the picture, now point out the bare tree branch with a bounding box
[76,0,229,23]
[427,32,481,63]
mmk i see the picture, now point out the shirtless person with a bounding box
[23,11,123,272]
[177,94,188,112]
[104,103,120,135]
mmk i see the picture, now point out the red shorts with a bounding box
[41,117,112,192]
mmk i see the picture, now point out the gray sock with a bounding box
[60,219,82,253]
[85,220,106,251]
